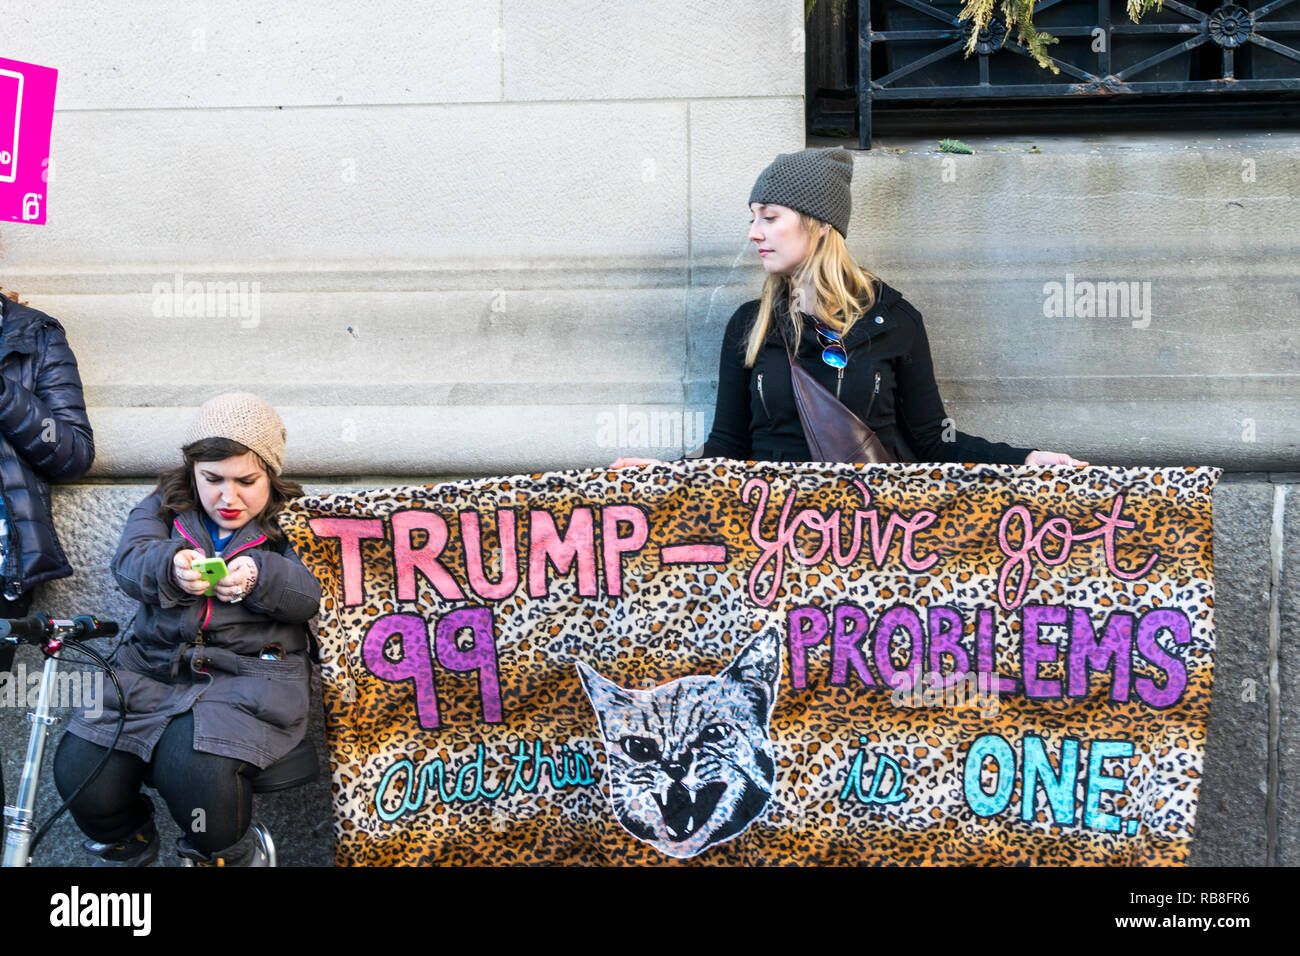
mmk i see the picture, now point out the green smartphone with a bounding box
[190,557,230,596]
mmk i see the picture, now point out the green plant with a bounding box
[807,0,1169,74]
[960,0,1167,73]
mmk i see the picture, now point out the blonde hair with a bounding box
[743,213,879,367]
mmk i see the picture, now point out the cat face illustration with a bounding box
[576,629,782,859]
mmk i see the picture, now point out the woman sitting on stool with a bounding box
[53,392,320,866]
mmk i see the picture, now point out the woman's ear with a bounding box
[818,223,829,237]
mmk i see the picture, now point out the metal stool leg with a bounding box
[250,819,276,867]
[176,822,274,866]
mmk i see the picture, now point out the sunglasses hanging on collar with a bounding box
[814,323,847,369]
[785,291,848,370]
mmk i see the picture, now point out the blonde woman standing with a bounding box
[615,147,1084,468]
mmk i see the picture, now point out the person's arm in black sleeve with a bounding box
[700,303,755,459]
[0,319,95,481]
[893,300,1035,465]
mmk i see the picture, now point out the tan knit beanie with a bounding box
[183,392,287,475]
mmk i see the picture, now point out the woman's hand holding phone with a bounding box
[215,555,258,604]
[172,549,210,596]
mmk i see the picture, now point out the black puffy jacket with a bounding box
[0,298,95,594]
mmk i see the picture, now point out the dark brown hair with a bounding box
[154,437,304,543]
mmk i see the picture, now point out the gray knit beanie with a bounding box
[183,392,287,475]
[748,147,854,237]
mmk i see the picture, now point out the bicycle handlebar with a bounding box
[0,613,118,645]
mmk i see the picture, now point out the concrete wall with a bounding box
[1,2,1297,865]
[2,0,807,476]
[5,5,1296,476]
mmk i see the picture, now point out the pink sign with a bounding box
[0,56,57,226]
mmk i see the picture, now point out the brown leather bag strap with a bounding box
[777,320,828,461]
[777,309,896,465]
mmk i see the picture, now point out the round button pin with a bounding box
[874,315,884,324]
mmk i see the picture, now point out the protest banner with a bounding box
[280,460,1220,865]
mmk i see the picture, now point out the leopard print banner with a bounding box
[278,460,1220,866]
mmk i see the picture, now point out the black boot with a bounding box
[176,827,269,867]
[83,817,159,867]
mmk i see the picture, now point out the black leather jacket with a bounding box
[701,281,1034,465]
[0,298,95,594]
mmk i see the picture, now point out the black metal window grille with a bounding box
[835,0,1300,146]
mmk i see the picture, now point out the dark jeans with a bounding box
[0,592,34,811]
[53,711,257,855]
